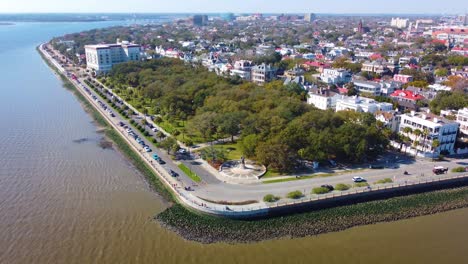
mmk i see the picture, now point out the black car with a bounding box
[321,185,334,191]
[118,122,125,127]
[157,159,166,165]
[169,169,178,177]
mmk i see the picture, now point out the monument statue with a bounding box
[240,156,246,169]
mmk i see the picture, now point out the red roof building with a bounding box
[390,90,425,102]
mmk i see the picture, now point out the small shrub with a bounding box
[335,183,351,191]
[312,187,331,195]
[452,167,466,173]
[154,116,163,123]
[263,194,280,203]
[287,190,303,199]
[152,138,157,143]
[354,182,369,188]
[374,178,393,184]
[129,119,135,125]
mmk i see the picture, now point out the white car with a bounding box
[352,176,366,182]
[151,127,158,132]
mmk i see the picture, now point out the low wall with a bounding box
[264,175,468,219]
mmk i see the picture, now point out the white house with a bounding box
[336,96,394,114]
[457,107,468,138]
[85,41,140,74]
[230,60,252,80]
[307,88,341,110]
[399,110,459,157]
[320,69,352,85]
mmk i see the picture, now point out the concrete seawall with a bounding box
[262,175,468,219]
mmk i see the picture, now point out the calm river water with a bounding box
[0,21,467,264]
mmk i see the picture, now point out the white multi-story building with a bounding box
[320,69,351,85]
[336,96,393,114]
[457,107,468,138]
[399,111,459,157]
[307,88,341,110]
[353,80,398,96]
[230,60,252,80]
[251,63,277,85]
[353,80,382,96]
[391,18,409,29]
[85,41,140,74]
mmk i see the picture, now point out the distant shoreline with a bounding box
[0,22,14,26]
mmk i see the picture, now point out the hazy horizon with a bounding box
[1,0,467,15]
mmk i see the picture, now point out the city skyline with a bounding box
[1,0,467,15]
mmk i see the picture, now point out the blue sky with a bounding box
[1,0,467,14]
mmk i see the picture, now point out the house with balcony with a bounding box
[230,60,252,80]
[457,107,468,141]
[399,110,459,157]
[251,63,277,85]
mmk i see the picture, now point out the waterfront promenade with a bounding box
[40,43,468,218]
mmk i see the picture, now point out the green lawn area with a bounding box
[263,175,319,184]
[178,163,202,183]
[213,142,243,160]
[261,170,282,179]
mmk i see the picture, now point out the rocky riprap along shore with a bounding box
[157,187,468,244]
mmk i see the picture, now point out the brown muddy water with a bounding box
[0,22,467,264]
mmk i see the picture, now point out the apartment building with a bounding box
[85,41,140,74]
[399,110,459,156]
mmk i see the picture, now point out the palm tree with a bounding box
[421,129,430,154]
[413,129,422,156]
[431,139,440,161]
[402,127,413,154]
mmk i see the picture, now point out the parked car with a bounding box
[328,160,337,167]
[152,154,159,160]
[177,148,187,154]
[353,176,366,182]
[118,122,125,127]
[369,164,384,169]
[144,146,151,152]
[157,159,166,165]
[151,127,158,132]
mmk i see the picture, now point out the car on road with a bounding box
[169,170,179,177]
[353,176,366,182]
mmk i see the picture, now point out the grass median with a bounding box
[178,163,202,183]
